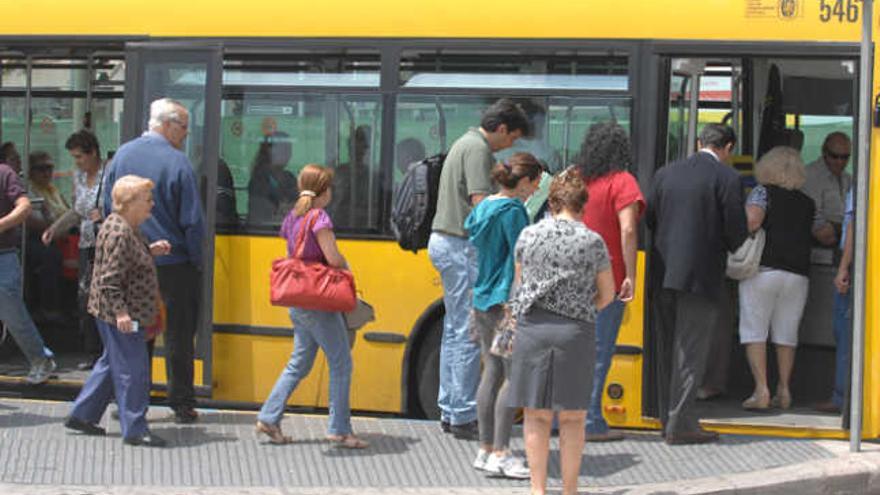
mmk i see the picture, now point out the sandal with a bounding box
[742,394,770,411]
[771,391,792,410]
[255,420,293,445]
[326,434,369,449]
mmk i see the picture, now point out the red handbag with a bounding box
[270,210,357,312]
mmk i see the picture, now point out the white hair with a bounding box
[148,98,186,130]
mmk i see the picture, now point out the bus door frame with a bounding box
[642,41,862,430]
[122,41,223,396]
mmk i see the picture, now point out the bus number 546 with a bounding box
[819,0,859,22]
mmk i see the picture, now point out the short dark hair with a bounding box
[480,98,530,135]
[0,142,14,163]
[576,122,632,181]
[698,124,737,150]
[65,129,101,158]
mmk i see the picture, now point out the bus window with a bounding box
[394,96,632,181]
[219,93,383,232]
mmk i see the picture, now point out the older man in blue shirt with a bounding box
[103,98,205,424]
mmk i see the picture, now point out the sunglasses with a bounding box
[825,150,851,161]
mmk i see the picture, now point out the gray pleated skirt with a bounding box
[508,307,596,411]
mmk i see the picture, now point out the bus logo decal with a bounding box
[779,0,799,19]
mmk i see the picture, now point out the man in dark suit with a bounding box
[646,124,749,445]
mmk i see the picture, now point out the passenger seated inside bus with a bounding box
[25,151,74,325]
[216,157,239,227]
[395,137,426,176]
[246,131,297,226]
[332,124,377,228]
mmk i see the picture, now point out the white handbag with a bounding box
[344,298,375,330]
[726,229,765,280]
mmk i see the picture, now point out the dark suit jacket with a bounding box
[646,151,748,300]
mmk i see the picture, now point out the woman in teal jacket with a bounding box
[464,152,542,479]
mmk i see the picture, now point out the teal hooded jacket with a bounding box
[464,196,530,311]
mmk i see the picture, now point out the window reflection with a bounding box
[393,95,632,186]
[219,94,383,232]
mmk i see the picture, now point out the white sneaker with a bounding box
[472,449,490,471]
[26,357,56,385]
[485,453,530,479]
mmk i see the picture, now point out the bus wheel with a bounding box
[414,318,441,420]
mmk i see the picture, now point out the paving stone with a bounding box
[0,398,838,491]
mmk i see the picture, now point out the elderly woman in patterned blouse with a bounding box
[64,175,171,448]
[507,168,615,495]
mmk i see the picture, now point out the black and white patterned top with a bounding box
[73,166,104,248]
[512,217,610,323]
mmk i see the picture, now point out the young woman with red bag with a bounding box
[256,164,368,449]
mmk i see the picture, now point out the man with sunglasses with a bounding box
[803,132,852,245]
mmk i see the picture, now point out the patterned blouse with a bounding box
[87,213,159,326]
[73,167,104,248]
[512,217,610,323]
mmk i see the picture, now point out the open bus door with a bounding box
[122,42,222,397]
[648,52,858,435]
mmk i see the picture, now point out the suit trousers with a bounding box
[699,279,737,394]
[157,263,200,410]
[655,288,718,435]
[69,319,150,439]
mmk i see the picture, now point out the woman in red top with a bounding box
[577,122,645,442]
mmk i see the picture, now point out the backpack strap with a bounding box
[292,209,320,259]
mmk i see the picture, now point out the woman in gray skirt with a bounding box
[509,168,615,495]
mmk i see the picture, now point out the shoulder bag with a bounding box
[344,298,375,330]
[270,210,357,312]
[726,228,765,280]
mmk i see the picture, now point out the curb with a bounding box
[588,450,880,494]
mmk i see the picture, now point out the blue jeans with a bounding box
[258,308,353,436]
[0,251,52,364]
[70,319,150,439]
[832,290,853,408]
[428,232,480,425]
[586,299,626,434]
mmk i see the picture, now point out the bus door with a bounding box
[0,50,125,387]
[122,42,222,397]
[649,53,858,433]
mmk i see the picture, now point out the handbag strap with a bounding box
[292,209,320,259]
[94,163,106,209]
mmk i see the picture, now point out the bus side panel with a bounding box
[212,235,442,412]
[605,253,655,429]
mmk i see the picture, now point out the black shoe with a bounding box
[123,432,167,448]
[440,420,451,433]
[173,407,199,424]
[450,420,479,440]
[64,416,106,436]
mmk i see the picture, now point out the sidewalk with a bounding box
[1,397,878,494]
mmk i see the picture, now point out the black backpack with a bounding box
[391,153,446,253]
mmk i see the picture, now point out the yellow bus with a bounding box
[0,0,875,440]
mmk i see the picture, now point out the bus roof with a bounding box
[0,0,864,42]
